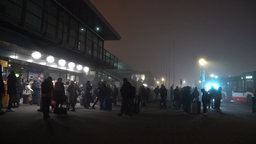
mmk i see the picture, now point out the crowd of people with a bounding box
[0,69,121,119]
[0,69,225,119]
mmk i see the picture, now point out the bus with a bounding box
[220,71,256,103]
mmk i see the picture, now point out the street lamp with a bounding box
[161,77,165,85]
[198,58,207,88]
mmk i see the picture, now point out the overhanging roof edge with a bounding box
[84,0,121,40]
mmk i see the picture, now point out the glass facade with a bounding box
[0,0,118,68]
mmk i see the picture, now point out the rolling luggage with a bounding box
[190,101,197,114]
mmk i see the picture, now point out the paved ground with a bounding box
[0,101,256,144]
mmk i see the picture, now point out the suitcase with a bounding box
[102,98,112,111]
[190,102,197,114]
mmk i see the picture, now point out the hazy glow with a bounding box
[39,62,46,65]
[50,64,57,68]
[198,58,207,66]
[68,62,75,69]
[58,59,66,66]
[83,66,89,73]
[96,26,100,31]
[76,64,83,70]
[205,83,219,91]
[245,76,253,79]
[32,51,41,59]
[10,55,18,59]
[46,55,55,63]
[141,75,145,81]
[26,59,33,62]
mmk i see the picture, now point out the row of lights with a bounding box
[28,51,89,73]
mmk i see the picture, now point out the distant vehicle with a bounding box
[231,90,254,103]
[220,71,256,104]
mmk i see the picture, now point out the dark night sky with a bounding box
[91,0,256,86]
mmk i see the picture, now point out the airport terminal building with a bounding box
[0,0,124,85]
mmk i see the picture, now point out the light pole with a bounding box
[198,58,207,89]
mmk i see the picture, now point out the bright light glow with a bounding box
[156,81,160,84]
[246,76,253,79]
[15,73,19,78]
[32,51,41,59]
[26,59,33,62]
[143,83,148,87]
[198,58,207,66]
[50,64,57,68]
[161,77,165,82]
[10,55,18,59]
[141,75,145,81]
[205,82,219,91]
[83,66,89,73]
[68,62,75,69]
[215,75,218,79]
[210,74,215,77]
[80,28,85,31]
[183,80,186,84]
[76,64,83,71]
[58,59,66,66]
[39,62,46,65]
[46,55,55,63]
[96,26,100,31]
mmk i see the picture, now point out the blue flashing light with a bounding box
[205,82,219,91]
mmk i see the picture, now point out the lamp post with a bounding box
[198,58,207,89]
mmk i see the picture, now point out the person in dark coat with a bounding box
[31,78,41,105]
[173,86,181,110]
[82,81,92,109]
[201,88,209,115]
[53,78,65,109]
[159,84,167,110]
[118,78,132,116]
[6,71,17,112]
[41,77,53,120]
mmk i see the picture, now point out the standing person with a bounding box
[31,78,41,105]
[173,86,181,110]
[53,78,65,110]
[14,74,23,108]
[112,85,118,105]
[201,88,209,116]
[159,84,167,110]
[118,78,132,116]
[91,82,102,109]
[82,81,92,109]
[154,86,159,100]
[0,70,5,114]
[215,87,222,112]
[67,81,79,111]
[41,77,53,120]
[6,70,17,112]
[192,87,199,102]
